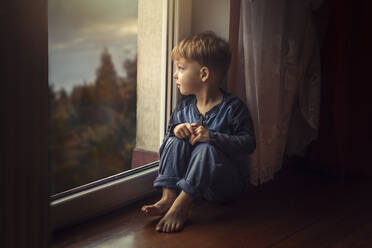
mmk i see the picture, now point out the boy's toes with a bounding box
[141,205,150,210]
[141,205,151,214]
[175,223,181,231]
[155,221,164,232]
[163,224,169,232]
[166,223,173,232]
[167,223,173,233]
[163,223,169,232]
[171,223,176,232]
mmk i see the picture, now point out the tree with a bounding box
[123,54,137,82]
[95,47,120,108]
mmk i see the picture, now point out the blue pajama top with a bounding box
[159,87,256,178]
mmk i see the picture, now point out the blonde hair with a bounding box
[171,30,231,82]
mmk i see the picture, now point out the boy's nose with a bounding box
[173,73,178,79]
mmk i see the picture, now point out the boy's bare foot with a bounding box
[141,196,177,216]
[141,187,178,216]
[155,191,194,233]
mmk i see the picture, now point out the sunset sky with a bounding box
[48,0,138,94]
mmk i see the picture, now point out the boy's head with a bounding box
[171,30,231,95]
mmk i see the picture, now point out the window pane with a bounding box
[48,0,156,195]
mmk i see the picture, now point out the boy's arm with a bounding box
[169,122,181,137]
[164,106,181,139]
[207,101,256,157]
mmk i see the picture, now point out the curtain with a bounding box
[228,0,324,185]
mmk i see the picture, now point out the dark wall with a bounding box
[1,1,50,247]
[308,0,372,178]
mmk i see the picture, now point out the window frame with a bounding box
[50,0,192,232]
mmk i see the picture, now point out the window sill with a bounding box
[50,163,160,232]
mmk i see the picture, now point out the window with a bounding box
[49,0,192,231]
[48,0,139,196]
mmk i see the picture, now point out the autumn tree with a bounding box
[49,48,138,194]
[95,47,120,110]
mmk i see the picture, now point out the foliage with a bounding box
[49,48,137,195]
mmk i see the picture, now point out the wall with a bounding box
[191,0,230,41]
[2,1,50,247]
[136,0,164,154]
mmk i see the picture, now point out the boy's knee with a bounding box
[159,136,191,155]
[191,142,221,160]
[167,136,191,146]
[193,142,216,153]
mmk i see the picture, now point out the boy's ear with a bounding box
[200,66,209,82]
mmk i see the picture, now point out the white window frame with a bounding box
[49,0,192,232]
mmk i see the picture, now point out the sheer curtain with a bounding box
[228,0,324,185]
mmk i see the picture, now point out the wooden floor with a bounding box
[52,165,372,248]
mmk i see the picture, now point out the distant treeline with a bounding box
[49,48,137,195]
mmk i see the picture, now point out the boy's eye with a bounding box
[176,64,184,70]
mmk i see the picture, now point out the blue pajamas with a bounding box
[154,136,248,203]
[153,87,256,204]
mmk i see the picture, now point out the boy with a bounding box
[141,30,256,233]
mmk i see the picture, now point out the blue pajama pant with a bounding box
[153,136,247,204]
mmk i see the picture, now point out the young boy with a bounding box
[141,30,256,233]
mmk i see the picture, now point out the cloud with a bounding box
[48,0,138,94]
[48,0,138,43]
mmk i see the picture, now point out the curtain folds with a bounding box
[228,0,324,185]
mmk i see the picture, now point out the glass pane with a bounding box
[48,0,154,195]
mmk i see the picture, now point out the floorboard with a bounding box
[52,165,372,248]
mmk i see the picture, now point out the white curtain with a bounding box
[237,0,324,185]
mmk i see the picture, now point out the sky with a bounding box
[48,0,138,94]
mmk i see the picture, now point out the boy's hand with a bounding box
[173,123,196,139]
[189,123,210,145]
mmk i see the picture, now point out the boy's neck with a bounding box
[194,85,223,107]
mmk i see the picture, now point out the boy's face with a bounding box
[173,57,206,95]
